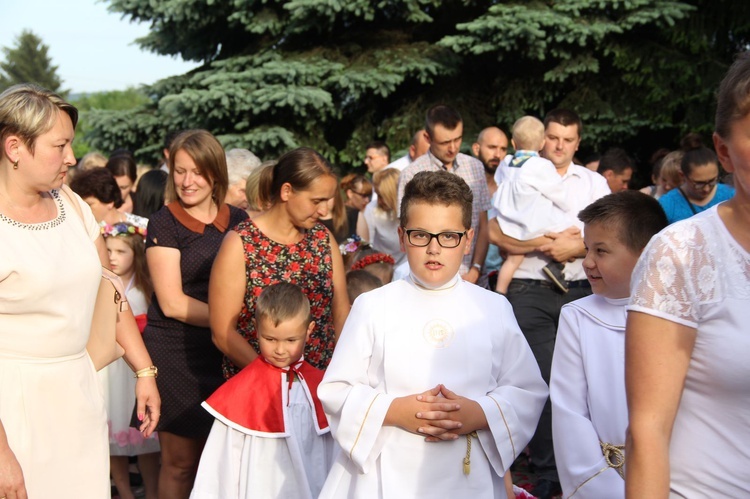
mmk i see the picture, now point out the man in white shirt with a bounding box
[386,129,431,171]
[489,109,610,499]
[363,141,390,174]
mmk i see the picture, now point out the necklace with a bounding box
[0,188,56,223]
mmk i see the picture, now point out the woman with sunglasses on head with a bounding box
[658,141,735,224]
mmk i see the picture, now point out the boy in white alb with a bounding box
[549,191,667,498]
[493,116,578,293]
[190,283,336,499]
[318,171,548,498]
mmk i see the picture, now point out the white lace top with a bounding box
[628,206,750,497]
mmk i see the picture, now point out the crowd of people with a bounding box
[0,49,748,499]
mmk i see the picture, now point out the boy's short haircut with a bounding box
[597,148,635,175]
[512,116,545,152]
[425,104,462,137]
[399,170,473,229]
[346,270,383,304]
[255,282,311,327]
[544,108,583,137]
[578,191,668,253]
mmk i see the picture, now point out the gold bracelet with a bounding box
[134,365,158,379]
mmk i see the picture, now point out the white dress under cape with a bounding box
[190,373,336,498]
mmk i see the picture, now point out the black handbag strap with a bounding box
[677,188,698,215]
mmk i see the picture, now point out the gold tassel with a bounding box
[463,431,478,475]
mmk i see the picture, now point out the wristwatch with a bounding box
[471,263,482,272]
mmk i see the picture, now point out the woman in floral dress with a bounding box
[210,147,349,376]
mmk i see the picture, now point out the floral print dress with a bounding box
[223,219,335,377]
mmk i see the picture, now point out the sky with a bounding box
[0,0,200,94]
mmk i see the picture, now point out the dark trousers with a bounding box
[506,278,592,483]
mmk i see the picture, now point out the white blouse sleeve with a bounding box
[628,222,716,329]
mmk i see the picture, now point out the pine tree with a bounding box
[0,30,64,94]
[88,0,748,167]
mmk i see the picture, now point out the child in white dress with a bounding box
[492,116,578,293]
[549,191,667,498]
[102,222,160,499]
[190,282,335,499]
[318,170,548,498]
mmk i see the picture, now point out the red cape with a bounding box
[202,357,329,437]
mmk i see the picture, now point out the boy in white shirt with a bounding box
[549,191,667,498]
[318,170,548,498]
[493,116,578,293]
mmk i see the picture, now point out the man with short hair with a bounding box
[364,141,391,173]
[397,105,490,284]
[472,126,509,287]
[489,109,610,499]
[472,126,509,196]
[387,129,430,171]
[597,147,634,192]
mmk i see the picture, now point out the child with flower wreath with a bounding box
[339,236,395,284]
[101,222,160,499]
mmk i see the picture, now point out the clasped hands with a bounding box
[387,384,487,442]
[538,226,582,263]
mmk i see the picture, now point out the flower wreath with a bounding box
[339,235,363,255]
[101,222,147,240]
[351,253,395,270]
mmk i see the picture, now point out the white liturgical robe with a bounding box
[551,295,629,499]
[318,275,548,498]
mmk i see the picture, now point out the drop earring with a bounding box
[13,159,19,169]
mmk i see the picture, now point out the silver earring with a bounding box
[13,160,18,169]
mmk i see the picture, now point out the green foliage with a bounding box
[91,0,750,169]
[71,88,152,157]
[0,30,64,94]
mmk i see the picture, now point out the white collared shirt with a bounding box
[511,163,610,281]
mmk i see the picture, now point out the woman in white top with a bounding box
[357,168,405,270]
[625,52,750,497]
[0,85,159,499]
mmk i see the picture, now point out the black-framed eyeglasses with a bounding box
[403,229,467,248]
[351,190,371,199]
[687,176,719,189]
